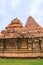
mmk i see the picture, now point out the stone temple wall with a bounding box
[0,37,43,58]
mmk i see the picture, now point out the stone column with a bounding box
[17,38,22,51]
[39,38,42,50]
[3,39,6,49]
[26,38,28,50]
[30,39,33,51]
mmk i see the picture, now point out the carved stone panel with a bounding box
[21,39,27,49]
[6,39,18,49]
[27,40,32,50]
[33,40,39,50]
[0,40,3,48]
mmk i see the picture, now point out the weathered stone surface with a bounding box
[0,16,43,38]
[25,16,41,29]
[0,16,43,58]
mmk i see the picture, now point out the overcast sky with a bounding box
[0,0,43,31]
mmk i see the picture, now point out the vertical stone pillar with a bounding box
[3,39,6,49]
[26,38,28,50]
[39,38,42,50]
[17,38,21,51]
[32,39,34,50]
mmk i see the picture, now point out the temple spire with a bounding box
[25,16,41,29]
[5,18,23,29]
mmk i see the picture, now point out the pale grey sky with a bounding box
[0,0,43,31]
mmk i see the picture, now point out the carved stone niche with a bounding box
[6,39,18,49]
[8,42,16,49]
[27,40,32,50]
[33,39,39,50]
[21,39,27,49]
